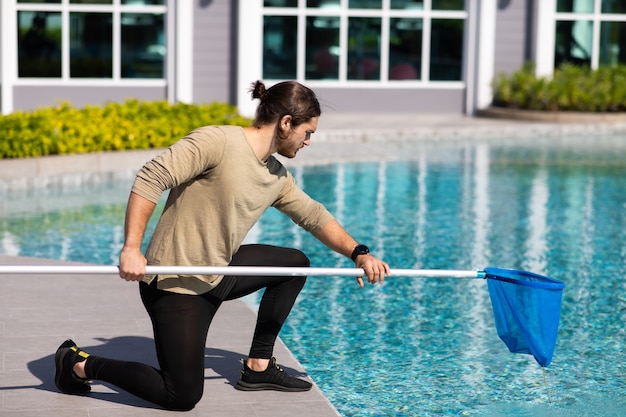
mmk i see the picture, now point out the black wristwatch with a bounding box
[351,244,370,262]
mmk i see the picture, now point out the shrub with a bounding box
[492,62,626,112]
[0,100,252,159]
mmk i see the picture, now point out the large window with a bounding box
[16,0,166,79]
[261,0,467,82]
[555,0,626,68]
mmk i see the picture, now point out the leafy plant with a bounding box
[492,62,626,112]
[0,100,252,159]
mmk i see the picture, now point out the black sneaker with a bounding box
[235,357,312,392]
[54,339,91,395]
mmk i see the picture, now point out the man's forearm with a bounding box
[312,219,359,259]
[122,191,157,252]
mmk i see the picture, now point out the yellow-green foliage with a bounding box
[0,100,252,159]
[492,62,626,112]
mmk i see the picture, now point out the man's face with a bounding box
[277,117,318,159]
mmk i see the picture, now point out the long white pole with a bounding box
[0,265,485,278]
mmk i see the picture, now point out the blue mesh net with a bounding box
[485,267,565,367]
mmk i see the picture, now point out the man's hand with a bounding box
[119,247,147,281]
[355,254,390,287]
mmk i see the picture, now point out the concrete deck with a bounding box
[1,111,626,417]
[0,255,339,417]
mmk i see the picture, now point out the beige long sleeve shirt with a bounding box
[130,125,334,295]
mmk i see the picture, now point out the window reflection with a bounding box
[602,1,626,13]
[264,0,297,7]
[263,16,297,79]
[431,0,465,10]
[307,0,340,7]
[557,0,594,13]
[70,12,113,78]
[349,0,382,9]
[555,20,592,67]
[600,21,626,66]
[18,11,62,77]
[390,0,424,9]
[121,0,165,4]
[430,18,463,80]
[121,13,165,78]
[389,18,421,80]
[306,16,340,80]
[70,0,113,4]
[348,17,381,80]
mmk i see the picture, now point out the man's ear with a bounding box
[280,115,292,130]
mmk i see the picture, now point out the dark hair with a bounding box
[249,80,321,129]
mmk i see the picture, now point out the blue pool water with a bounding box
[1,136,626,416]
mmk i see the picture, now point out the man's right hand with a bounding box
[119,247,147,281]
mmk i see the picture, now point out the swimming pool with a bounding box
[1,136,626,416]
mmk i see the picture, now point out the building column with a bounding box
[473,0,497,112]
[168,0,193,104]
[237,0,263,118]
[533,0,556,78]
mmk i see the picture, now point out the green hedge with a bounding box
[0,100,252,159]
[492,62,626,112]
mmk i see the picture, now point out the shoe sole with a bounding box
[54,347,91,395]
[235,380,312,392]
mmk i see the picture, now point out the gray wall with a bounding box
[193,0,236,105]
[14,86,167,112]
[494,0,532,76]
[315,88,466,114]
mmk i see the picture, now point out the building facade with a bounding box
[1,1,625,117]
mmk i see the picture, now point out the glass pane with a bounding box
[121,0,165,4]
[264,0,298,6]
[70,12,113,78]
[602,1,626,13]
[430,18,464,81]
[263,15,297,79]
[70,0,113,4]
[18,11,62,77]
[432,0,465,10]
[556,0,594,13]
[18,0,61,3]
[306,16,340,80]
[389,18,421,80]
[348,17,381,80]
[391,0,424,9]
[600,21,626,66]
[349,0,382,9]
[121,13,165,78]
[307,0,341,8]
[555,20,592,68]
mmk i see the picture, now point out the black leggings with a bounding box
[84,244,309,411]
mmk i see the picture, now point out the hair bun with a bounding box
[250,80,269,101]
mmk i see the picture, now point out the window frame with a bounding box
[13,0,167,86]
[243,0,468,88]
[535,0,626,77]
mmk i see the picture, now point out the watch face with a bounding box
[352,244,370,261]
